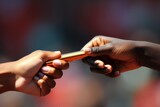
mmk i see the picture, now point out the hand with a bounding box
[82,36,142,77]
[9,50,69,96]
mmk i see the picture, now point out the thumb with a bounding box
[39,51,61,62]
[84,43,113,56]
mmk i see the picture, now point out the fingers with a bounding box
[34,70,59,96]
[37,72,56,88]
[90,60,112,75]
[83,57,120,78]
[48,59,69,70]
[82,36,108,49]
[34,76,52,96]
[41,59,69,79]
[33,59,68,96]
[82,36,115,57]
[83,44,113,57]
[90,65,112,75]
[41,66,63,79]
[90,64,120,78]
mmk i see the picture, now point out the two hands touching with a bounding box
[1,35,160,96]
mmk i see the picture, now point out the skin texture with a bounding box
[82,35,160,77]
[0,50,69,96]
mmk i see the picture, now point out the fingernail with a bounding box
[95,60,105,69]
[104,69,111,74]
[54,51,61,54]
[83,48,91,54]
[53,59,61,66]
[42,66,50,72]
[105,65,112,70]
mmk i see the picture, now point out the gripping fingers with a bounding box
[49,59,69,70]
[37,72,56,88]
[34,76,51,96]
[38,79,51,96]
[82,57,99,67]
[90,64,112,75]
[83,57,112,74]
[41,66,63,79]
[91,60,112,74]
[83,56,120,77]
[90,64,120,78]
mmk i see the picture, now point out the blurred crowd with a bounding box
[0,0,160,107]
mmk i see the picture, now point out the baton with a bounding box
[46,51,89,66]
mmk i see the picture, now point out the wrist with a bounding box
[0,62,16,93]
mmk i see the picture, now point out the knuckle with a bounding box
[50,81,56,88]
[38,79,45,84]
[43,75,48,80]
[56,71,63,78]
[37,50,45,56]
[35,50,43,54]
[58,71,63,78]
[48,68,63,79]
[33,50,46,58]
[94,35,104,39]
[49,67,56,74]
[63,63,69,69]
[93,36,99,40]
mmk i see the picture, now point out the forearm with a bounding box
[137,41,160,71]
[0,62,16,93]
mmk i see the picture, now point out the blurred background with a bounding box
[0,0,160,107]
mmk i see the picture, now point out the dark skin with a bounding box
[82,36,160,77]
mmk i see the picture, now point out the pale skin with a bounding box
[82,35,160,77]
[0,50,69,96]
